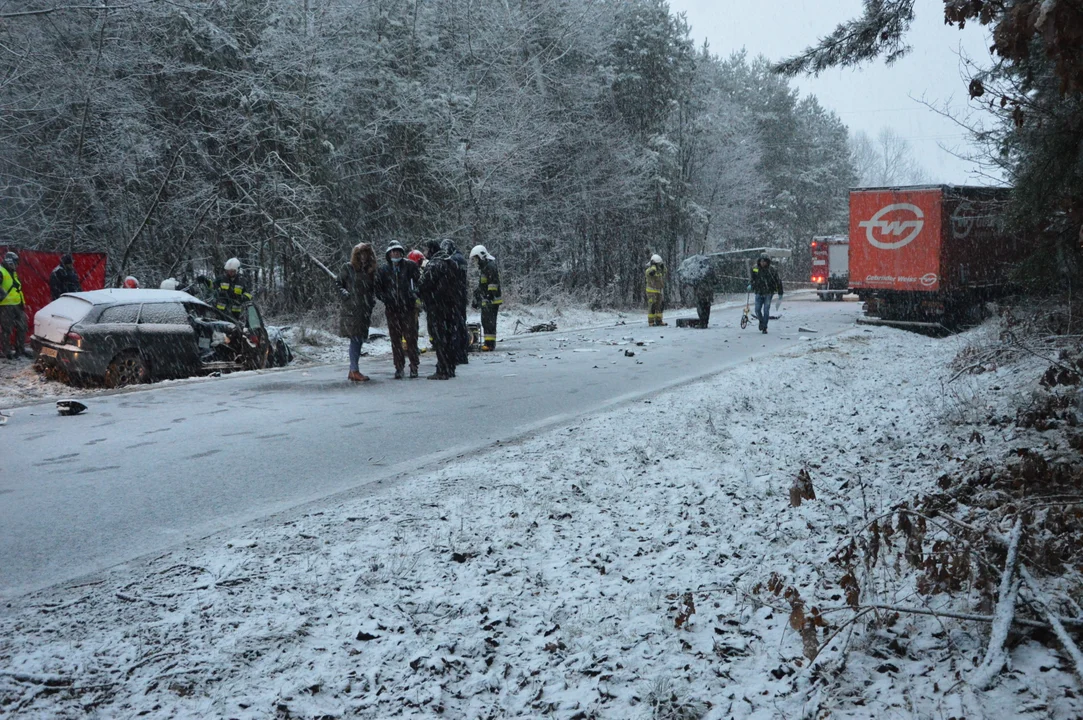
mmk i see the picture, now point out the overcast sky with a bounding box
[667,0,999,185]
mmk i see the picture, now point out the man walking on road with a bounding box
[376,242,421,379]
[749,255,784,334]
[50,254,82,300]
[470,245,502,350]
[419,239,460,379]
[645,254,667,326]
[0,252,30,359]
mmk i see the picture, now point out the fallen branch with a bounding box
[815,601,1081,630]
[970,516,1023,689]
[115,592,168,608]
[0,671,72,687]
[1020,566,1083,687]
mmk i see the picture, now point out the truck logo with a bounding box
[858,203,924,250]
[920,273,938,287]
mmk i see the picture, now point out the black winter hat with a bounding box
[61,254,74,265]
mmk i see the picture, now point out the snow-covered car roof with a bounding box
[60,289,209,306]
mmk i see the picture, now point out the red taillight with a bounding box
[65,331,82,344]
[811,242,818,248]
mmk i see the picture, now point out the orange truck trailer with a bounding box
[849,185,1022,328]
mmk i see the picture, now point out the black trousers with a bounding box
[696,298,711,327]
[430,311,458,376]
[455,301,470,362]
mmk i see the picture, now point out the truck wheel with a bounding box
[105,352,149,388]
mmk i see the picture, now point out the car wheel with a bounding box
[105,352,149,388]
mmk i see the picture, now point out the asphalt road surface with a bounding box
[0,296,861,599]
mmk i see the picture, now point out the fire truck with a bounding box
[810,235,848,301]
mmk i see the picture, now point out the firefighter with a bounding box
[213,258,253,318]
[645,254,667,326]
[749,254,784,334]
[338,243,377,382]
[49,254,82,300]
[470,245,502,350]
[419,239,461,379]
[0,252,31,359]
[375,241,421,379]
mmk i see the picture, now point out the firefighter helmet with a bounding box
[123,276,139,289]
[224,257,241,272]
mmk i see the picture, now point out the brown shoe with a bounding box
[348,370,369,382]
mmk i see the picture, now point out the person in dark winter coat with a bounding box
[418,239,461,379]
[749,255,784,334]
[470,245,502,350]
[376,241,421,379]
[441,238,470,363]
[338,243,378,382]
[678,255,716,328]
[49,254,82,300]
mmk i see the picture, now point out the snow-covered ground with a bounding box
[3,316,1077,718]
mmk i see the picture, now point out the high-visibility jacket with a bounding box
[0,266,23,306]
[645,263,666,295]
[476,258,502,307]
[212,273,253,316]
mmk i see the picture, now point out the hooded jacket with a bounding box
[339,243,377,338]
[750,259,783,296]
[418,247,461,317]
[376,243,421,314]
[441,239,469,309]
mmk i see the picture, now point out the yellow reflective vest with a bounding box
[0,266,23,306]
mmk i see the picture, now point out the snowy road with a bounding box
[0,297,859,598]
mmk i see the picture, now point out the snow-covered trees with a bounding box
[849,128,928,187]
[0,0,855,306]
[775,0,1083,263]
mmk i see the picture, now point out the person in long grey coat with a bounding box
[338,242,377,382]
